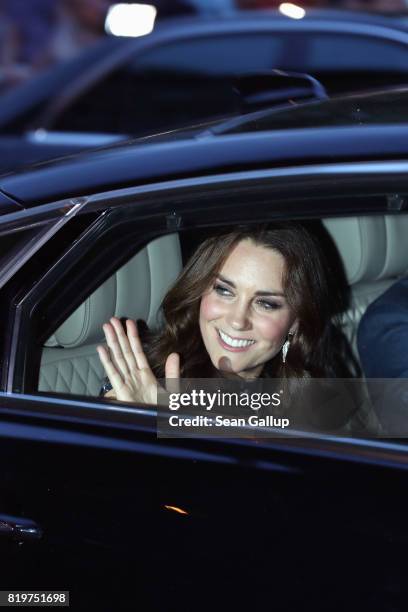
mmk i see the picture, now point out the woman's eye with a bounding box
[256,299,282,311]
[213,283,233,297]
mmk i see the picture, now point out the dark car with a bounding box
[3,9,408,172]
[2,87,408,611]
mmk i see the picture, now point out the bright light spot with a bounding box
[278,3,306,19]
[164,505,189,516]
[32,128,47,141]
[105,3,157,37]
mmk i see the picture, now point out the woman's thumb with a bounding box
[165,352,180,379]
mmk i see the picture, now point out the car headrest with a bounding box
[46,233,182,348]
[323,215,408,285]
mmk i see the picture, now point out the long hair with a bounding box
[146,222,347,379]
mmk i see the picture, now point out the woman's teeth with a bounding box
[218,329,255,348]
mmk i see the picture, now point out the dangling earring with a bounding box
[282,333,293,364]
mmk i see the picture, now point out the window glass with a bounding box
[132,34,285,74]
[51,31,408,136]
[51,34,289,135]
[308,34,408,71]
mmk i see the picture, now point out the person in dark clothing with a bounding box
[358,277,408,378]
[358,277,408,433]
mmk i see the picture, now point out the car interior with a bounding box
[37,212,408,403]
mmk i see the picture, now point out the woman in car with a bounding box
[97,222,363,429]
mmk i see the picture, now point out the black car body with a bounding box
[1,88,408,611]
[3,9,408,173]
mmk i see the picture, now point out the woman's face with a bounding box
[199,239,298,378]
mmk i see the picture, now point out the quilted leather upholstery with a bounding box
[39,344,104,396]
[39,234,182,396]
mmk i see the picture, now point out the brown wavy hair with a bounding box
[145,222,348,379]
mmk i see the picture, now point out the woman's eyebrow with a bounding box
[216,274,285,297]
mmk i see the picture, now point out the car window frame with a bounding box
[2,159,408,452]
[5,159,408,393]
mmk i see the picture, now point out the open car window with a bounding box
[13,194,407,441]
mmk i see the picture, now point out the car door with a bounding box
[1,179,408,612]
[3,389,408,612]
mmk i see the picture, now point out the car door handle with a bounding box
[0,514,43,541]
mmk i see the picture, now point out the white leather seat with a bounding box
[39,234,182,396]
[323,215,408,361]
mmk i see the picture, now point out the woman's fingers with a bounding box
[97,345,138,403]
[97,345,125,393]
[102,322,130,378]
[164,353,180,397]
[98,322,179,407]
[165,353,180,379]
[110,317,139,374]
[126,319,151,371]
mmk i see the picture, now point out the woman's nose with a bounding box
[226,300,251,331]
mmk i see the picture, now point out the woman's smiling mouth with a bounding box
[217,329,256,351]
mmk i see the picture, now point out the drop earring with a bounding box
[282,333,293,364]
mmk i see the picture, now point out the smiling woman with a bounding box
[199,238,297,379]
[97,222,350,405]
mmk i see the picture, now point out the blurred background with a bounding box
[2,0,408,174]
[1,0,408,92]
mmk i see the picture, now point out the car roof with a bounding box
[2,9,408,133]
[2,87,408,208]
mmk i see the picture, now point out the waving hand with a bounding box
[97,317,180,404]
